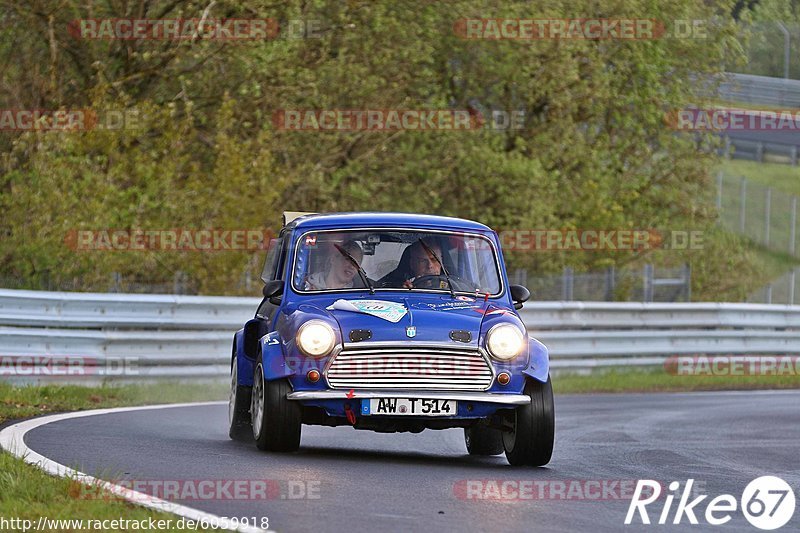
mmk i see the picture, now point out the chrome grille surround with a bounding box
[325,342,495,391]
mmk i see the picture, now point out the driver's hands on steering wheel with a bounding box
[402,277,415,289]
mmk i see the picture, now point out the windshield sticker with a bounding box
[327,299,408,323]
[411,300,477,312]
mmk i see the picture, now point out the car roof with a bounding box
[287,212,493,233]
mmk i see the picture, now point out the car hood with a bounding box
[296,294,502,346]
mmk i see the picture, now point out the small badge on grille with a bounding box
[406,326,416,338]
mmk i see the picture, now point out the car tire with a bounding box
[228,354,252,441]
[502,376,555,466]
[464,426,504,456]
[251,355,301,452]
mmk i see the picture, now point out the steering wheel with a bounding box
[411,275,477,292]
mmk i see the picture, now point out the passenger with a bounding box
[305,240,364,290]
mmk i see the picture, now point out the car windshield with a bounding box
[292,230,502,295]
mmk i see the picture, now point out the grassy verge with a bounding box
[718,159,800,197]
[554,367,800,394]
[0,381,227,425]
[0,381,228,532]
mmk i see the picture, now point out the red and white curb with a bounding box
[0,401,272,533]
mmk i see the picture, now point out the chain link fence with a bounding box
[2,264,691,302]
[0,271,257,295]
[717,171,799,257]
[510,265,691,302]
[747,267,800,304]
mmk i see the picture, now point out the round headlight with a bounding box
[486,324,525,360]
[296,320,336,358]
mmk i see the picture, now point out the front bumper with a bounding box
[287,390,530,405]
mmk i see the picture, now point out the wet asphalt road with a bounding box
[23,390,800,532]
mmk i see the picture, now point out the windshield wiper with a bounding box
[334,243,375,295]
[418,239,456,299]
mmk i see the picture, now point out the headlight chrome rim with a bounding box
[296,320,336,358]
[486,323,525,361]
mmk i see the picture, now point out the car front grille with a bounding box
[326,343,494,390]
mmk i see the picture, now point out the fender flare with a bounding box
[232,329,255,387]
[257,331,295,382]
[521,336,550,383]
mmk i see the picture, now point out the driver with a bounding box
[405,239,443,288]
[378,238,442,288]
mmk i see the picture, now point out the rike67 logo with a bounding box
[626,477,796,530]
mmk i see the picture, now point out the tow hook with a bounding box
[344,404,357,426]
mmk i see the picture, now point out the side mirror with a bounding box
[262,280,284,305]
[510,284,530,310]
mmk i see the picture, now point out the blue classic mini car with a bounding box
[228,212,554,466]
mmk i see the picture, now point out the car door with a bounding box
[256,229,290,328]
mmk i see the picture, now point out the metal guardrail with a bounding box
[722,136,800,166]
[0,288,257,329]
[712,72,800,166]
[1,289,799,380]
[718,72,800,108]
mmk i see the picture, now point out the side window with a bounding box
[260,238,280,282]
[260,233,287,282]
[276,232,291,280]
[257,232,288,321]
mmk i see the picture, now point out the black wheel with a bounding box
[464,426,504,456]
[228,354,252,441]
[502,376,555,466]
[251,355,301,452]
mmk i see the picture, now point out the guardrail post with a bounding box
[790,268,797,306]
[792,146,798,166]
[111,272,121,293]
[756,142,764,162]
[562,267,573,301]
[643,264,654,302]
[684,263,692,302]
[777,21,791,80]
[739,177,747,234]
[765,187,772,247]
[716,171,723,210]
[723,135,731,159]
[791,197,797,256]
[605,266,615,301]
[173,271,187,295]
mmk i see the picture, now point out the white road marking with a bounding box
[0,401,273,533]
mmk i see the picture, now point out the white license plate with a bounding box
[364,398,457,416]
